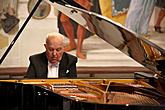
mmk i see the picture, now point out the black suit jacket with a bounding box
[27,52,77,78]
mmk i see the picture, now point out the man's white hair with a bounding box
[46,32,64,39]
[46,32,65,44]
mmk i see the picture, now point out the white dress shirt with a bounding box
[47,62,59,78]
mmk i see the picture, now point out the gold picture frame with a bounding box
[27,0,51,19]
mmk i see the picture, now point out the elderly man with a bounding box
[27,32,77,78]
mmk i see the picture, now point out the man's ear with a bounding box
[44,44,46,49]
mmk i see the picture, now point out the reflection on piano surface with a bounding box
[48,0,165,75]
[29,79,165,105]
[0,0,165,110]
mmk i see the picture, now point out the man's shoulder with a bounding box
[30,52,45,57]
[29,52,46,61]
[64,52,77,59]
[63,52,77,63]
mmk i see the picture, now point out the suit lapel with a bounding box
[40,52,48,78]
[59,52,68,77]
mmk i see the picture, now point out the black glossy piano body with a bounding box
[0,0,165,110]
[0,79,165,110]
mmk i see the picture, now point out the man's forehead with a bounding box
[46,41,63,48]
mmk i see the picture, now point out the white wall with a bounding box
[0,0,59,67]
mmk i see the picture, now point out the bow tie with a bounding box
[48,63,58,68]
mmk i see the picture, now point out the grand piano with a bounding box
[0,0,165,110]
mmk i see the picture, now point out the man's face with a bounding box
[44,38,64,64]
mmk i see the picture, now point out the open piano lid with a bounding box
[47,0,165,77]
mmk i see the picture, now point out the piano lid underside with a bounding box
[46,0,165,76]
